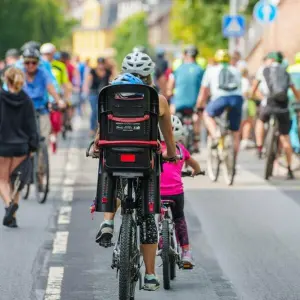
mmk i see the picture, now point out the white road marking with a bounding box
[63,178,75,186]
[44,267,64,300]
[52,232,69,254]
[44,118,84,299]
[62,187,74,203]
[58,206,72,225]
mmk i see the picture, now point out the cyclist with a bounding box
[60,51,81,120]
[40,43,71,98]
[252,51,300,179]
[197,49,243,159]
[160,115,201,268]
[0,67,38,228]
[154,48,170,97]
[18,41,58,90]
[94,52,177,291]
[287,52,300,153]
[167,45,204,153]
[83,58,110,137]
[0,49,20,87]
[21,48,63,138]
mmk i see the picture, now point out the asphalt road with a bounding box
[1,116,300,300]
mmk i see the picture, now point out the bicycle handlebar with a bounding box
[181,170,205,177]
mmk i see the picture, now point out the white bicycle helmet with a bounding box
[159,115,184,142]
[40,43,56,54]
[122,52,155,77]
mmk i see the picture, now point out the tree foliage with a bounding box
[0,0,77,58]
[170,0,229,57]
[113,12,149,66]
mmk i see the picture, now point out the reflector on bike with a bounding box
[120,154,136,162]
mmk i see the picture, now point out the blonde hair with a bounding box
[4,67,25,93]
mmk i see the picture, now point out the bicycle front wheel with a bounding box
[34,143,50,204]
[119,214,135,300]
[162,219,171,290]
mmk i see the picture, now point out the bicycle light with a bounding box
[120,154,136,163]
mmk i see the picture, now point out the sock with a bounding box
[103,220,114,226]
[257,145,262,152]
[145,274,156,280]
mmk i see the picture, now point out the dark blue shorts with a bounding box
[206,95,244,131]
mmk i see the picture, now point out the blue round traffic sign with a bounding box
[253,1,277,23]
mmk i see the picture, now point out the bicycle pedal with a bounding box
[182,263,194,270]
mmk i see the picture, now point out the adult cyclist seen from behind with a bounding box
[94,52,177,291]
[252,52,300,179]
[197,49,243,159]
[167,45,204,153]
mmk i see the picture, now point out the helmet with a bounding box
[266,51,281,62]
[276,51,284,63]
[184,45,198,57]
[214,49,230,63]
[5,49,19,58]
[60,51,70,61]
[159,115,184,142]
[40,43,56,54]
[122,52,155,77]
[111,73,144,85]
[53,52,62,60]
[133,45,147,54]
[23,48,40,60]
[295,52,300,64]
[21,41,41,52]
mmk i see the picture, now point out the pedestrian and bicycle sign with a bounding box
[222,15,246,38]
[253,1,278,23]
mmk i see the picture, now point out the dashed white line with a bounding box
[44,267,64,300]
[62,187,74,203]
[52,232,69,254]
[58,206,72,225]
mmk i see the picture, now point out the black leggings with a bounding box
[161,193,189,247]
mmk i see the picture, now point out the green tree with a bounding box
[0,0,77,58]
[170,0,229,57]
[113,12,149,66]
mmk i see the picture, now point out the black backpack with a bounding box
[218,66,239,92]
[263,65,290,103]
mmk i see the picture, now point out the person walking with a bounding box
[0,67,38,227]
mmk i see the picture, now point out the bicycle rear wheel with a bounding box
[207,136,220,182]
[119,214,136,300]
[162,219,171,290]
[34,143,50,204]
[264,121,278,180]
[222,134,236,186]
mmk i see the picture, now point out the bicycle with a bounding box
[158,169,205,290]
[207,108,236,185]
[23,110,50,203]
[176,109,195,154]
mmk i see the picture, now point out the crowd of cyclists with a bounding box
[0,39,300,293]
